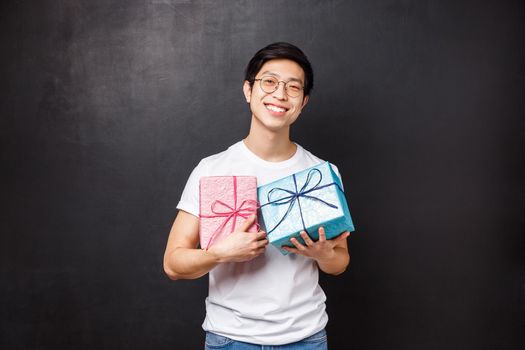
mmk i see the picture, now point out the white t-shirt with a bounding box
[177,140,340,345]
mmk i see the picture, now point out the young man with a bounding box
[164,42,351,349]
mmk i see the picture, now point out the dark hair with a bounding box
[244,42,314,96]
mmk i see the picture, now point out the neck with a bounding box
[243,116,297,162]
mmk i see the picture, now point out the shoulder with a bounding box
[297,143,333,167]
[200,148,230,166]
[297,143,342,179]
[190,141,243,177]
[176,142,242,216]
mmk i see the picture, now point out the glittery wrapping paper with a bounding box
[258,162,355,254]
[199,176,258,249]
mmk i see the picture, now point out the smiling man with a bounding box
[163,42,351,350]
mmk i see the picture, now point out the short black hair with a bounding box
[244,42,314,96]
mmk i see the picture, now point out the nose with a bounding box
[272,81,287,100]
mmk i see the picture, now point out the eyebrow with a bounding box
[259,71,304,83]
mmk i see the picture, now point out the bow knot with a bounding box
[210,199,258,217]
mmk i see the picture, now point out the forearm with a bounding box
[316,246,350,275]
[164,247,220,280]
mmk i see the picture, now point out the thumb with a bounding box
[335,231,351,241]
[238,214,257,232]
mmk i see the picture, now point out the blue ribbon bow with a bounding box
[261,168,343,234]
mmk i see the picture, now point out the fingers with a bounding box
[319,228,351,242]
[239,214,257,232]
[339,231,351,240]
[318,227,326,242]
[300,231,314,246]
[290,237,306,251]
[255,230,267,240]
[255,236,269,247]
[282,246,298,254]
[331,231,350,242]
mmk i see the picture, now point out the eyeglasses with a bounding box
[253,76,304,98]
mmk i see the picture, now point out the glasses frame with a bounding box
[253,76,304,98]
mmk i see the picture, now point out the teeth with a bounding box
[266,104,286,113]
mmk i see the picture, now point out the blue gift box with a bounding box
[258,162,355,254]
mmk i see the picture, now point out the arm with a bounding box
[282,227,351,275]
[163,211,268,280]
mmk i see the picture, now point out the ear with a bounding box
[301,95,309,109]
[243,80,252,103]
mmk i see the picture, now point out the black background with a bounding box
[1,1,524,349]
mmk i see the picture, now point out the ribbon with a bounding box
[260,168,343,235]
[200,176,259,250]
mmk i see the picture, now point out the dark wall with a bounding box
[1,1,524,349]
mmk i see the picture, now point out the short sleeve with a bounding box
[176,160,207,217]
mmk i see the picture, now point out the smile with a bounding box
[264,103,288,113]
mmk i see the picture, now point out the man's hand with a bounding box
[282,227,351,275]
[207,215,268,263]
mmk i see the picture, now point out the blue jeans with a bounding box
[204,329,328,349]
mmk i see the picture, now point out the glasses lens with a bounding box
[285,82,303,97]
[259,76,278,93]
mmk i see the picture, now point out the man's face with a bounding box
[243,59,309,133]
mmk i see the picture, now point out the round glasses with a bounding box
[253,76,304,98]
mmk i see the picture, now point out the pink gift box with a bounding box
[199,176,258,250]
